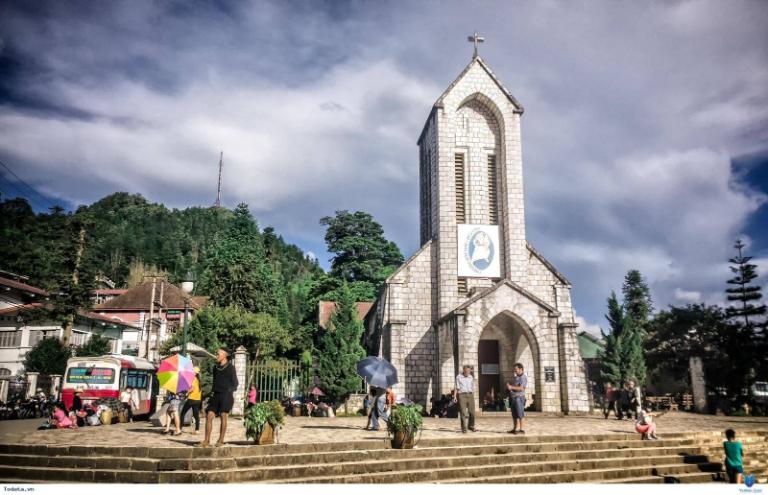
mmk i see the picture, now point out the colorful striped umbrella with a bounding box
[157,353,195,394]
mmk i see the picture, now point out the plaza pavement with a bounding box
[1,412,766,448]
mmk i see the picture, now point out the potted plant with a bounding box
[387,404,423,449]
[244,400,285,445]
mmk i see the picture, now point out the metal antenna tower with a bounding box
[214,151,223,208]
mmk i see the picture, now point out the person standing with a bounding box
[247,385,257,408]
[200,348,238,447]
[129,387,140,421]
[723,429,744,484]
[162,391,182,435]
[627,380,642,420]
[120,387,134,422]
[603,383,617,419]
[385,386,395,411]
[180,367,202,434]
[506,363,527,434]
[369,387,388,431]
[453,365,476,433]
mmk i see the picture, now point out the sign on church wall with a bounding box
[457,224,501,278]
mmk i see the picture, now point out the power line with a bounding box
[0,158,57,208]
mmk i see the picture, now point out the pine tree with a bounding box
[622,269,653,327]
[726,239,766,328]
[623,317,647,385]
[315,282,366,404]
[599,287,648,386]
[599,292,624,385]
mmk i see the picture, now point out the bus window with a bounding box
[123,370,149,390]
[66,367,116,385]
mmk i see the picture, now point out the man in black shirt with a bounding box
[200,348,238,447]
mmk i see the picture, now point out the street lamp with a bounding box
[180,271,195,357]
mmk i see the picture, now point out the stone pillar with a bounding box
[0,380,8,403]
[689,356,707,413]
[49,374,62,400]
[26,372,39,399]
[231,346,247,416]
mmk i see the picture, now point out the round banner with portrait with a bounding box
[457,224,501,278]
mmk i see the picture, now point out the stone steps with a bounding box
[0,429,764,484]
[269,455,724,484]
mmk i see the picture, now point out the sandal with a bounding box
[197,441,209,448]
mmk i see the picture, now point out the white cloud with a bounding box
[674,288,702,303]
[574,313,602,338]
[0,0,766,326]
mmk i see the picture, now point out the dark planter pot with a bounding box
[254,422,275,445]
[391,430,416,449]
[292,405,301,417]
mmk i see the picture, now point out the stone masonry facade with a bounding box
[370,55,589,414]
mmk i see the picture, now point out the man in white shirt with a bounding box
[453,365,476,433]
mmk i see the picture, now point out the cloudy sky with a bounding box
[1,0,767,333]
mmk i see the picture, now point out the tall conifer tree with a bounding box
[726,239,766,328]
[315,282,366,404]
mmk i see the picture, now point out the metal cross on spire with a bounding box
[468,31,485,59]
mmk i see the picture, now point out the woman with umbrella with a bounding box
[157,352,196,436]
[357,357,398,432]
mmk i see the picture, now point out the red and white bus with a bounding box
[62,354,157,416]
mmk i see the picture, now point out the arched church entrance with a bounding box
[477,311,540,411]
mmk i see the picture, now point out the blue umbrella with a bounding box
[356,356,398,389]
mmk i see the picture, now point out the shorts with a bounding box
[510,396,525,419]
[167,399,181,412]
[726,464,744,483]
[206,392,234,416]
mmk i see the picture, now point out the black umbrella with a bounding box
[356,356,398,389]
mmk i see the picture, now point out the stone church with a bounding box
[367,48,590,414]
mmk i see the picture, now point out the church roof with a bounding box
[526,243,572,286]
[419,56,524,145]
[451,278,560,316]
[435,56,524,113]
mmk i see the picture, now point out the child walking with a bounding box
[723,429,744,484]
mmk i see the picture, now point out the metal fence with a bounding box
[251,359,368,402]
[252,360,312,402]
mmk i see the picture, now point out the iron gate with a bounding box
[252,360,311,402]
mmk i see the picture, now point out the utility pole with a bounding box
[143,278,157,360]
[214,151,223,208]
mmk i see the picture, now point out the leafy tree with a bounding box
[646,304,728,392]
[315,283,366,404]
[163,305,292,388]
[199,204,288,322]
[76,334,113,357]
[23,338,73,375]
[320,210,403,295]
[726,239,766,328]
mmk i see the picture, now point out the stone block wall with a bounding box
[384,242,435,404]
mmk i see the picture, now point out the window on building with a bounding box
[0,368,11,377]
[0,330,21,348]
[488,154,498,224]
[70,331,88,347]
[458,278,468,294]
[455,153,466,223]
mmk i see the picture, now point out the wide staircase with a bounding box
[1,430,766,483]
